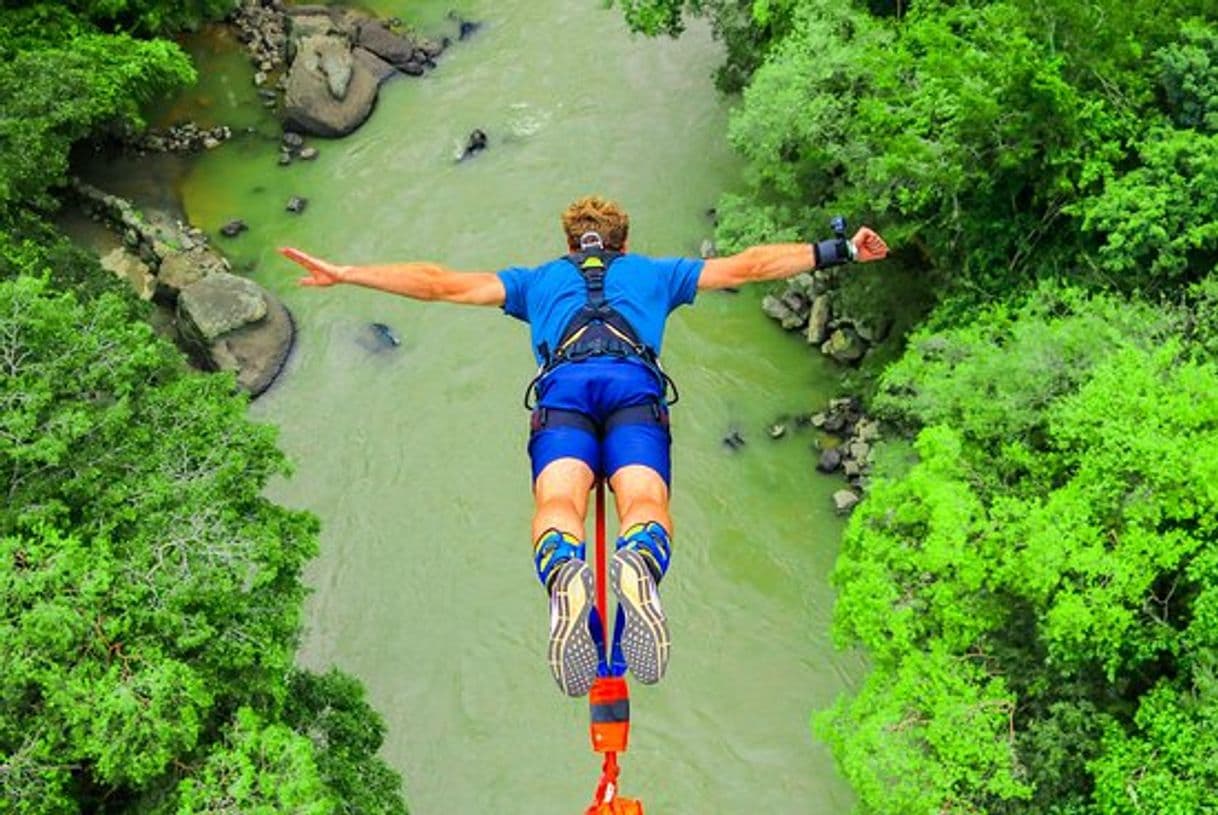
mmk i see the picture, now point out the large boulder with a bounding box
[177,273,295,397]
[178,272,267,342]
[283,34,379,137]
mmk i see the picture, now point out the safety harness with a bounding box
[523,233,678,417]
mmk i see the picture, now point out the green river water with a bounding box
[104,2,868,812]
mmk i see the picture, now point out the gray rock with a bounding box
[848,440,872,463]
[353,46,397,85]
[806,293,832,345]
[833,489,861,514]
[829,397,856,412]
[220,219,247,238]
[699,238,716,259]
[298,146,319,160]
[156,248,227,302]
[356,20,416,65]
[763,294,795,323]
[843,459,862,478]
[282,131,305,151]
[787,272,817,300]
[821,326,867,364]
[286,196,308,214]
[780,289,809,316]
[284,35,379,137]
[100,247,155,300]
[178,272,268,343]
[211,293,296,397]
[855,419,881,443]
[816,447,842,473]
[823,411,847,433]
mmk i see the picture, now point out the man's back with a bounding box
[497,253,705,365]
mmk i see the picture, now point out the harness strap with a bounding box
[530,403,668,436]
[524,251,680,409]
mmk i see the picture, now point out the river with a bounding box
[131,2,865,812]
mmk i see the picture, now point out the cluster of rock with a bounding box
[279,130,319,164]
[810,397,882,514]
[231,3,446,137]
[230,0,290,86]
[132,123,233,154]
[73,180,294,397]
[762,271,892,365]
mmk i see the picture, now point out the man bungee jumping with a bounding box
[280,196,888,697]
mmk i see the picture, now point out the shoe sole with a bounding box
[610,549,670,684]
[547,560,599,697]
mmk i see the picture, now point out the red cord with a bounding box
[594,480,608,654]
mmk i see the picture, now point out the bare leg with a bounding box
[609,464,672,534]
[532,456,596,542]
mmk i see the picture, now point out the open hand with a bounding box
[852,227,888,262]
[279,247,349,286]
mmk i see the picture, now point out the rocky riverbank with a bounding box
[232,0,450,138]
[762,268,893,365]
[73,180,294,397]
[809,397,880,514]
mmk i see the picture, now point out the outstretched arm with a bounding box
[698,227,888,291]
[279,247,506,306]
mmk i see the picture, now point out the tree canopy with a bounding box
[0,2,409,809]
[1,272,407,812]
[617,2,1218,812]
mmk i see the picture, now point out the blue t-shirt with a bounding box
[497,254,705,365]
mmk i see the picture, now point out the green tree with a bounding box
[822,282,1218,813]
[0,276,406,812]
[0,6,196,219]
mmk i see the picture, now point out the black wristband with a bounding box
[813,237,853,268]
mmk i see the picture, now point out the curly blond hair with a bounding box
[561,196,630,252]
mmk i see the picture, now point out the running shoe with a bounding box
[546,558,599,696]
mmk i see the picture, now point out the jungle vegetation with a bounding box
[616,1,1218,812]
[0,2,407,811]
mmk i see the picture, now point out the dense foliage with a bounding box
[0,5,197,221]
[623,0,1218,295]
[1,2,408,811]
[820,285,1218,813]
[0,273,406,813]
[618,2,1218,813]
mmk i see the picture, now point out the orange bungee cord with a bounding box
[583,481,644,815]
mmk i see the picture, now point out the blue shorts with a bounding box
[528,358,672,485]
